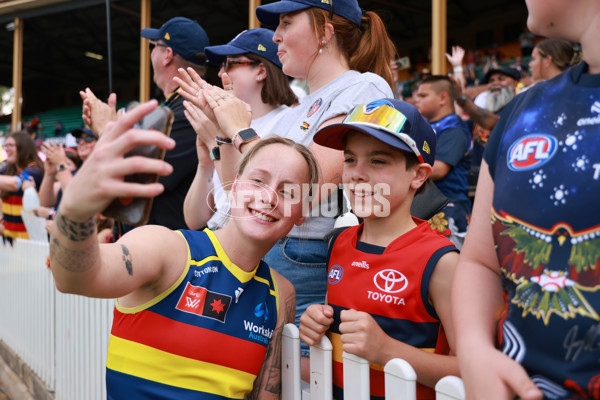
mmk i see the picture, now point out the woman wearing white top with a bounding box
[176,0,396,378]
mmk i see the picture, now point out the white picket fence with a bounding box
[281,324,465,400]
[0,238,113,400]
[0,238,465,399]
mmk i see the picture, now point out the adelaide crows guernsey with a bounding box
[106,229,279,399]
[326,220,456,399]
[485,62,600,399]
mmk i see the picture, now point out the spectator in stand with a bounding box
[38,130,93,212]
[452,0,600,397]
[182,28,297,231]
[415,76,472,249]
[0,132,44,241]
[518,26,537,57]
[176,0,396,380]
[80,17,209,230]
[35,145,81,219]
[528,38,581,84]
[455,67,521,181]
[53,121,64,137]
[49,101,316,398]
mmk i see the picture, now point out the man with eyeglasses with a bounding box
[81,17,209,231]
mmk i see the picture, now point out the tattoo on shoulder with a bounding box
[121,245,133,276]
[55,212,96,242]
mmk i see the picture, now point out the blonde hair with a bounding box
[237,137,320,192]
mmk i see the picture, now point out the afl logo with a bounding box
[507,134,557,171]
[373,269,408,293]
[328,265,343,284]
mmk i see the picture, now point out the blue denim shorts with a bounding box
[263,237,328,356]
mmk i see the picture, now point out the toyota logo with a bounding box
[373,269,408,293]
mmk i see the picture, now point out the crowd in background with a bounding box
[0,0,598,399]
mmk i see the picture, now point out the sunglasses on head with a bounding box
[76,135,96,144]
[344,103,425,164]
[149,40,169,51]
[221,58,259,72]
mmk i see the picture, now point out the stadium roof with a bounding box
[0,0,528,118]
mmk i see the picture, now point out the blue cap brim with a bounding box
[205,44,247,66]
[256,1,311,28]
[140,27,161,40]
[314,123,414,155]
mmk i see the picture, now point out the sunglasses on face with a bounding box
[344,103,425,164]
[220,58,259,72]
[149,40,169,51]
[76,135,96,144]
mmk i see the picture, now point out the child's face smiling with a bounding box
[342,132,421,219]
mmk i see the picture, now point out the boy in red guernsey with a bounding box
[300,98,459,399]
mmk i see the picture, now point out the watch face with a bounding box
[239,129,259,141]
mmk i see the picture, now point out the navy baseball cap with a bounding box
[205,28,282,68]
[313,98,437,166]
[482,67,521,84]
[141,17,209,64]
[71,128,97,139]
[256,0,362,28]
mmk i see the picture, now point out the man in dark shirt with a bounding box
[81,17,209,230]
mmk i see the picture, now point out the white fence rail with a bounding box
[282,323,465,400]
[1,238,465,399]
[0,239,113,400]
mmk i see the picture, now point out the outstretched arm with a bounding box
[49,101,184,302]
[452,161,542,400]
[247,271,296,400]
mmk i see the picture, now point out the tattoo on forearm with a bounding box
[469,106,500,131]
[55,211,96,242]
[49,212,98,272]
[50,238,95,272]
[121,245,133,276]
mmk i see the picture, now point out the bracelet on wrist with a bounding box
[216,136,232,146]
[456,95,469,107]
[453,65,463,73]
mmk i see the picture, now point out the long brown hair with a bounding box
[244,52,298,107]
[307,8,397,88]
[1,131,44,198]
[536,39,581,71]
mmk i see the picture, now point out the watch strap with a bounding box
[232,128,260,151]
[210,146,221,161]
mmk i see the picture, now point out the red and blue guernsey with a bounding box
[485,62,600,399]
[106,229,280,399]
[326,220,456,400]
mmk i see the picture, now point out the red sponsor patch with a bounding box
[176,282,232,323]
